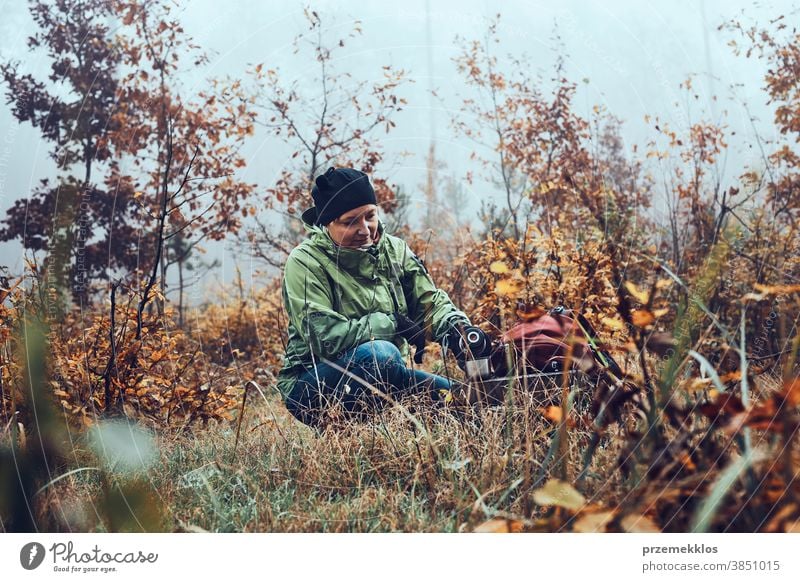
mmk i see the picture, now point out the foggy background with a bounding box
[0,0,790,301]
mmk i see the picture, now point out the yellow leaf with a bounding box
[489,261,510,274]
[532,479,586,511]
[573,510,616,533]
[539,180,558,194]
[652,308,669,318]
[495,278,522,297]
[473,518,524,533]
[601,316,625,331]
[620,514,660,533]
[655,278,673,290]
[687,377,713,392]
[625,281,650,304]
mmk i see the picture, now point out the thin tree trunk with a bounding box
[178,255,184,328]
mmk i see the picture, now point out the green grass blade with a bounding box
[690,447,758,533]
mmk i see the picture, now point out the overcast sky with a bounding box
[0,0,794,298]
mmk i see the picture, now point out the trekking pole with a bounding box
[553,306,624,378]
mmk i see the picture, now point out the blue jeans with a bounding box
[285,340,454,427]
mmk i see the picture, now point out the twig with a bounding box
[233,380,250,459]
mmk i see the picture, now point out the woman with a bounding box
[276,166,486,427]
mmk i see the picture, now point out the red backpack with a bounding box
[489,306,622,379]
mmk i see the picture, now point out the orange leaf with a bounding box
[541,406,562,424]
[781,378,800,407]
[573,510,615,533]
[620,514,660,533]
[719,371,742,383]
[473,518,524,533]
[754,283,800,295]
[516,305,546,321]
[632,309,654,327]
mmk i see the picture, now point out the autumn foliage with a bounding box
[1,5,799,533]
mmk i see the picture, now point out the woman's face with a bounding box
[326,204,379,248]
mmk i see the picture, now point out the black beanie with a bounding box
[307,167,377,226]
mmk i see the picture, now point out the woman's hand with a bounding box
[442,324,490,371]
[393,312,426,364]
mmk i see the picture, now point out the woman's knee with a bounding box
[284,394,317,427]
[355,339,403,367]
[285,379,321,419]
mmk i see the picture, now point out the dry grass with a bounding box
[5,361,797,533]
[24,374,635,532]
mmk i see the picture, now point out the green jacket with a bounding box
[276,213,470,398]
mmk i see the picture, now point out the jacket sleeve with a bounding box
[283,251,397,360]
[399,243,470,343]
